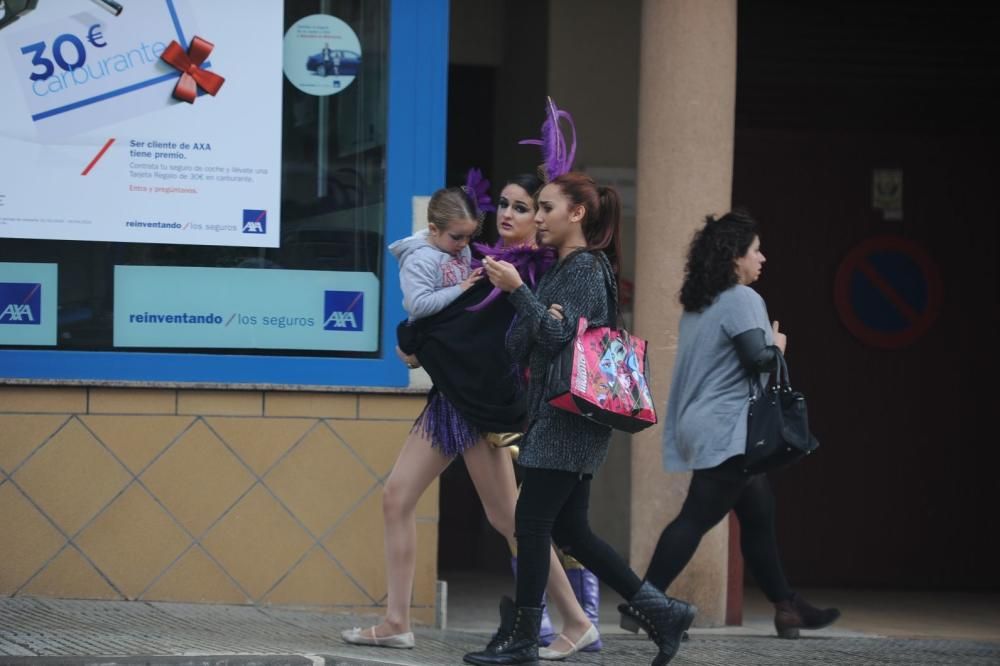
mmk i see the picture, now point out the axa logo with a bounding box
[242,209,266,234]
[323,290,364,331]
[0,283,41,325]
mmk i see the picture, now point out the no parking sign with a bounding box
[834,236,943,349]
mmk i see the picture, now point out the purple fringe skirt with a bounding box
[413,389,481,457]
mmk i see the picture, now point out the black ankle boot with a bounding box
[774,592,841,639]
[464,596,542,665]
[617,581,696,665]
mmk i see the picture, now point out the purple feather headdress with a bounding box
[519,96,577,181]
[461,167,496,222]
[466,243,557,311]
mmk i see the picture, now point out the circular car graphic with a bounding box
[283,14,361,96]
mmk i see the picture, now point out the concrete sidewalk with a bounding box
[2,597,999,665]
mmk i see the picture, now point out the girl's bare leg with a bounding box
[365,429,451,638]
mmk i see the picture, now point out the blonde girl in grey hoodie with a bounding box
[388,187,485,321]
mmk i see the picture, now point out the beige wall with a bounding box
[548,0,641,169]
[631,0,738,626]
[0,386,436,623]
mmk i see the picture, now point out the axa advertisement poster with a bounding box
[0,0,283,247]
[114,266,380,352]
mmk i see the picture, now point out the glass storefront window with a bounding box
[0,0,391,360]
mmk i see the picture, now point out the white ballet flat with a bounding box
[340,626,415,649]
[538,624,600,660]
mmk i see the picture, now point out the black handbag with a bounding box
[744,352,819,474]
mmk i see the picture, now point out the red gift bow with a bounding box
[160,36,225,103]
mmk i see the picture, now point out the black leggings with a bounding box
[644,457,793,603]
[514,466,643,608]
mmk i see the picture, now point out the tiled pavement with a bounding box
[2,597,999,665]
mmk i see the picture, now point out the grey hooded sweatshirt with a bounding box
[388,229,472,321]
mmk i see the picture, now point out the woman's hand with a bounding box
[547,303,564,321]
[395,345,421,369]
[482,256,524,293]
[772,321,787,354]
[461,267,484,292]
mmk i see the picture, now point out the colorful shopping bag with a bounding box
[545,317,657,433]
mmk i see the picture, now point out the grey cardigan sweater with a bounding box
[507,250,616,474]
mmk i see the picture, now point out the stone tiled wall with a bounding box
[0,387,437,623]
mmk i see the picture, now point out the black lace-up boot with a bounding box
[464,596,543,665]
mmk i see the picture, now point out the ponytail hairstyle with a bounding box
[679,209,759,312]
[547,172,623,277]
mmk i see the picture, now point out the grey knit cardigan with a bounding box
[507,250,616,474]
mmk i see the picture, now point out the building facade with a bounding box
[3,0,996,629]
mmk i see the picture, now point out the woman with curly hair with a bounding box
[638,210,841,640]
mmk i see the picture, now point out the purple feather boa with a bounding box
[467,242,557,312]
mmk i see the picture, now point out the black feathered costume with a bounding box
[398,243,555,456]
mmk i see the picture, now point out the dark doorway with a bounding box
[734,0,1000,590]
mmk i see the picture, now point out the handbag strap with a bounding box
[776,351,791,387]
[747,346,789,401]
[595,253,621,331]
